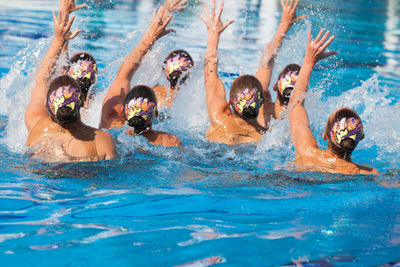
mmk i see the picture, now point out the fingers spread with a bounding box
[295,14,308,22]
[66,15,75,31]
[307,29,312,44]
[58,10,62,24]
[63,11,69,26]
[69,29,81,40]
[320,35,335,51]
[52,11,57,25]
[217,2,224,21]
[200,14,207,24]
[165,28,176,34]
[318,30,330,46]
[314,29,324,43]
[223,19,234,30]
[72,4,89,12]
[294,0,299,9]
[203,4,210,19]
[164,14,173,26]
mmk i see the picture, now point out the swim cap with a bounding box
[162,50,194,88]
[47,86,81,119]
[277,71,298,105]
[124,97,157,128]
[329,117,364,149]
[233,88,263,118]
[68,59,97,95]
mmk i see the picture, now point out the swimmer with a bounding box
[200,0,266,145]
[123,85,182,146]
[256,0,307,127]
[59,0,98,110]
[99,0,186,147]
[25,10,115,162]
[67,52,98,109]
[153,49,194,109]
[288,29,378,175]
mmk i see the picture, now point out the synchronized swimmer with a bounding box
[24,0,379,175]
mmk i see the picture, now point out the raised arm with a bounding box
[100,0,186,129]
[255,0,307,99]
[59,0,88,68]
[25,11,80,132]
[289,29,336,156]
[200,0,234,127]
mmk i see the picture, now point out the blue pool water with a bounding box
[1,0,400,265]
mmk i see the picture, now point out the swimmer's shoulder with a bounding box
[294,148,377,175]
[94,129,116,160]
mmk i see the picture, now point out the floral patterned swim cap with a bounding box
[47,86,81,118]
[123,97,157,125]
[163,54,193,87]
[68,59,98,85]
[329,117,364,149]
[233,88,263,116]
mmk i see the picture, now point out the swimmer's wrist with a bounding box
[278,22,291,33]
[302,60,315,70]
[52,37,66,46]
[141,33,155,47]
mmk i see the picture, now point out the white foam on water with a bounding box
[0,8,397,172]
[0,38,50,153]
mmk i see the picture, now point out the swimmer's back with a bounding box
[206,114,263,145]
[293,148,378,175]
[27,117,115,162]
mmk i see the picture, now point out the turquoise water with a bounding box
[1,0,400,265]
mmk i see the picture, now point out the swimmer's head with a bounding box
[68,52,98,103]
[123,85,158,134]
[273,64,300,106]
[162,50,194,89]
[47,75,83,125]
[229,75,264,119]
[323,107,365,157]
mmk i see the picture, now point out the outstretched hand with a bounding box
[280,0,308,29]
[60,0,88,14]
[145,5,175,44]
[200,0,234,35]
[165,0,187,13]
[305,29,337,64]
[53,10,81,41]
